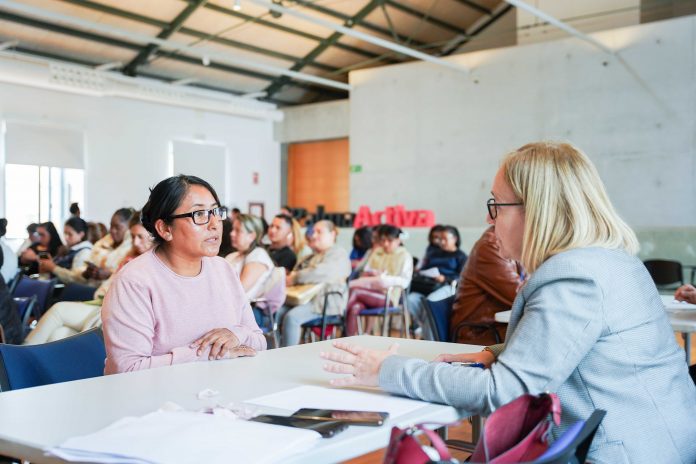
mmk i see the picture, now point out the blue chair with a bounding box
[301,289,346,342]
[12,277,56,316]
[7,269,22,295]
[0,327,105,392]
[424,295,501,344]
[60,283,97,302]
[357,285,411,338]
[13,295,37,327]
[531,409,606,464]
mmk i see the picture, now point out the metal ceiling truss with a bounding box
[122,0,207,77]
[440,3,513,56]
[452,0,494,16]
[262,0,384,100]
[0,8,347,101]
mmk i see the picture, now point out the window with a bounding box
[5,164,84,239]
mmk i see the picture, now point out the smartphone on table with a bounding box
[292,409,388,426]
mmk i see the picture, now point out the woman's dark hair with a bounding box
[69,202,80,215]
[64,217,88,238]
[352,226,373,252]
[113,208,135,224]
[428,224,445,245]
[128,211,143,228]
[378,224,402,241]
[141,175,221,244]
[39,222,64,255]
[442,225,461,249]
[86,222,107,244]
[218,217,234,257]
[0,218,7,238]
[27,223,38,235]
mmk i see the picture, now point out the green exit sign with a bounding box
[350,164,362,173]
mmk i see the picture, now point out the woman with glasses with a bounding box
[321,142,696,464]
[102,175,265,374]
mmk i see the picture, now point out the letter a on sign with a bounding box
[353,206,373,228]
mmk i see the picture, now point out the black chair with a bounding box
[60,283,97,302]
[0,327,105,392]
[301,290,345,343]
[643,259,683,289]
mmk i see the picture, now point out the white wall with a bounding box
[274,100,349,143]
[0,81,280,226]
[349,14,696,229]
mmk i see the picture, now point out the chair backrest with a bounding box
[13,296,37,327]
[643,259,683,287]
[7,269,22,295]
[0,327,106,392]
[12,277,56,315]
[424,296,455,342]
[532,410,606,464]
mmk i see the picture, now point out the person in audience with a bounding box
[448,226,523,344]
[38,217,93,285]
[321,142,696,464]
[344,225,413,336]
[0,219,18,284]
[218,216,234,257]
[69,202,81,218]
[16,222,39,256]
[281,220,351,346]
[19,222,63,275]
[231,207,241,223]
[0,276,22,344]
[675,284,696,304]
[25,213,153,345]
[266,214,297,273]
[419,224,445,268]
[291,217,312,262]
[86,222,107,244]
[349,226,373,269]
[279,205,293,217]
[102,175,265,374]
[82,208,134,285]
[226,214,274,300]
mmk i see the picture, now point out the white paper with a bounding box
[47,410,320,464]
[419,267,441,279]
[246,385,430,419]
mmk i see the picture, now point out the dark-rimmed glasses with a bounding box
[487,198,523,220]
[169,207,228,225]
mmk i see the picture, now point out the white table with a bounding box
[495,297,696,364]
[0,336,481,463]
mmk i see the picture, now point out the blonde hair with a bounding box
[290,218,306,255]
[502,141,639,274]
[235,214,265,255]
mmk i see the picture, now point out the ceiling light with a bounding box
[232,0,241,11]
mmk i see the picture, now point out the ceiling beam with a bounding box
[263,0,383,99]
[123,0,207,77]
[0,1,352,91]
[59,0,337,74]
[505,0,614,54]
[248,0,469,74]
[440,3,513,56]
[451,0,493,16]
[384,0,469,35]
[292,0,428,49]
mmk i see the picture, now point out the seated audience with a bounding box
[449,226,523,344]
[0,219,18,284]
[82,208,134,286]
[322,142,696,464]
[38,217,93,285]
[266,214,297,273]
[226,214,274,301]
[419,224,445,267]
[292,217,312,262]
[19,222,63,275]
[281,220,351,346]
[675,284,696,304]
[25,213,153,345]
[349,226,372,269]
[344,225,413,336]
[409,225,467,298]
[86,221,107,244]
[16,222,39,256]
[102,175,265,374]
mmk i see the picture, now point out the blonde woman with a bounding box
[321,142,696,464]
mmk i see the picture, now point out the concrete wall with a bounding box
[0,81,280,227]
[274,100,349,143]
[348,14,696,231]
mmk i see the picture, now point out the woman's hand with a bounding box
[434,350,495,368]
[320,340,399,387]
[434,275,446,283]
[20,248,38,264]
[191,328,240,360]
[675,285,696,305]
[285,273,295,288]
[228,345,257,358]
[38,256,56,273]
[94,267,112,281]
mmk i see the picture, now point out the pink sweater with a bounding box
[102,248,266,374]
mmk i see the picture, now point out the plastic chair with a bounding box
[531,409,606,464]
[0,327,106,392]
[301,289,346,343]
[424,296,501,344]
[7,269,22,295]
[12,277,56,316]
[643,259,683,289]
[60,283,97,302]
[13,295,38,328]
[251,268,287,349]
[357,285,411,338]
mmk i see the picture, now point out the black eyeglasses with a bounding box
[169,207,228,225]
[487,198,523,220]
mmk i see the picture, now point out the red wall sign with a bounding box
[353,205,435,228]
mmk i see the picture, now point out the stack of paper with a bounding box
[48,410,320,464]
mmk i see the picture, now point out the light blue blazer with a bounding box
[380,247,696,464]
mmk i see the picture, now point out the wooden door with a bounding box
[287,138,349,212]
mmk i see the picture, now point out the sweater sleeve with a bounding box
[102,275,201,374]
